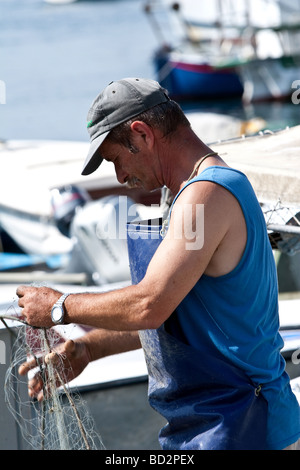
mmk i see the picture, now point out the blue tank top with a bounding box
[169,166,300,449]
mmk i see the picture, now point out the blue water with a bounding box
[1,0,299,143]
[0,0,158,141]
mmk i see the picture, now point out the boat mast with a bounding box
[217,0,224,44]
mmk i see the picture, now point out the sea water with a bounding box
[0,0,299,143]
[0,0,157,141]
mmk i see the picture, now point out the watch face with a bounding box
[52,306,63,323]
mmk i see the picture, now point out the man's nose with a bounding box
[114,164,128,185]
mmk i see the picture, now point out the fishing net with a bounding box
[2,305,105,450]
[262,199,300,256]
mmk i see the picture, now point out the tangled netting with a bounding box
[262,199,300,256]
[4,322,105,450]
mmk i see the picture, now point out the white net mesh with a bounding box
[4,322,105,450]
[262,199,300,255]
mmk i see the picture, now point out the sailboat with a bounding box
[227,0,300,102]
[145,0,300,102]
[145,0,244,100]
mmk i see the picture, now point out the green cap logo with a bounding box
[87,120,94,128]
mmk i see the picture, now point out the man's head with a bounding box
[82,77,171,176]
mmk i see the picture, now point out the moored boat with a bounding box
[145,0,300,102]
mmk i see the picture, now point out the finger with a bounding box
[64,339,75,354]
[28,374,44,398]
[18,356,41,376]
[37,390,44,402]
[29,384,44,401]
[44,340,75,365]
[16,285,27,298]
[45,351,60,366]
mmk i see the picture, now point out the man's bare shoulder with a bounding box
[174,177,238,221]
[170,177,247,277]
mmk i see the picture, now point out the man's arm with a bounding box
[17,181,245,330]
[76,328,141,361]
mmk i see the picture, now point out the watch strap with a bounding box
[51,293,71,324]
[56,293,71,307]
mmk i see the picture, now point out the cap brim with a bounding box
[81,131,110,175]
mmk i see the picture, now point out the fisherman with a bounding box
[17,77,300,450]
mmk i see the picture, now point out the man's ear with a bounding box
[130,121,154,148]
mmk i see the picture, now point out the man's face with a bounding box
[99,139,160,192]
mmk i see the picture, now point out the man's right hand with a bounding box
[18,339,91,401]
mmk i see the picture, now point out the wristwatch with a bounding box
[51,293,71,325]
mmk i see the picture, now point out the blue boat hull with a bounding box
[155,53,244,101]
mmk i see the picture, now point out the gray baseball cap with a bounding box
[81,77,170,175]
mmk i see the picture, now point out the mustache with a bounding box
[126,176,142,189]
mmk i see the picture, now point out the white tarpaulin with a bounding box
[211,125,300,205]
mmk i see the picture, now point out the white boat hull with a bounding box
[239,56,300,102]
